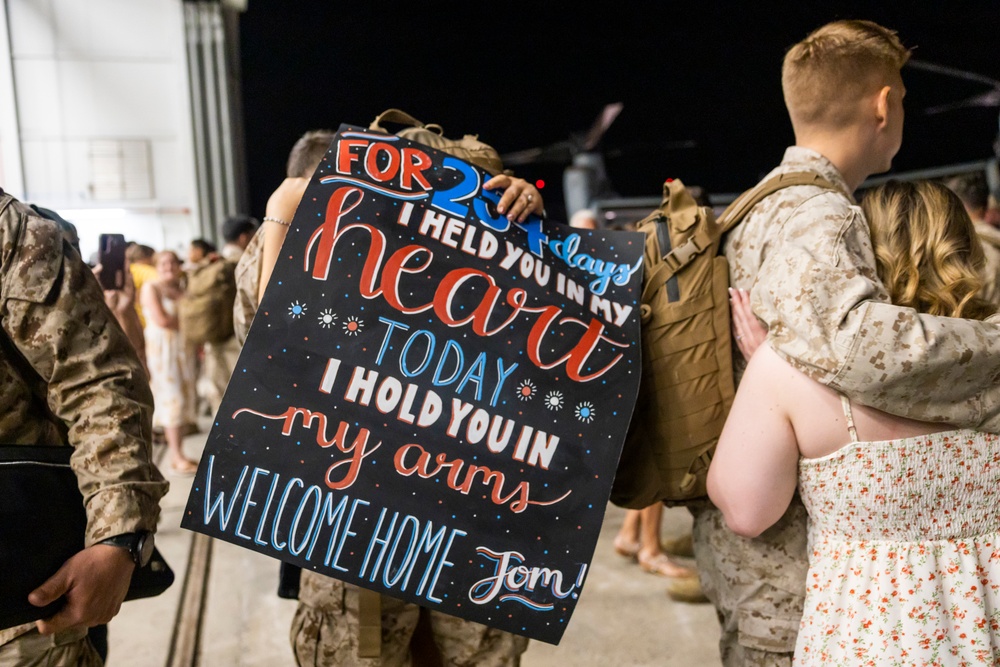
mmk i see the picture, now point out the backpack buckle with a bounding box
[663,235,704,273]
[662,250,684,273]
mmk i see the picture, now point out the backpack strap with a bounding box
[641,224,715,304]
[641,171,838,304]
[717,171,838,233]
[357,588,382,658]
[372,107,450,134]
[369,108,423,132]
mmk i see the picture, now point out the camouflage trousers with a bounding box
[689,497,809,667]
[291,570,529,667]
[0,628,101,667]
[201,336,240,417]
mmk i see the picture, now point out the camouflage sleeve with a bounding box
[754,193,1000,433]
[233,229,264,346]
[0,210,168,545]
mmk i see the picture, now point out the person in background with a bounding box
[96,264,147,376]
[612,505,697,579]
[0,189,167,665]
[219,214,258,262]
[710,179,1000,663]
[985,192,1000,229]
[568,208,599,229]
[942,171,1000,306]
[186,238,217,269]
[234,130,334,345]
[198,215,258,418]
[140,250,198,475]
[184,237,218,416]
[126,243,157,329]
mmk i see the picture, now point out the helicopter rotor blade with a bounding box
[907,59,1000,90]
[500,103,623,166]
[582,102,624,151]
[604,139,698,158]
[925,89,1000,115]
[500,139,576,167]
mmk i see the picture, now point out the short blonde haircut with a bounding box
[286,129,335,179]
[862,180,995,321]
[782,20,910,130]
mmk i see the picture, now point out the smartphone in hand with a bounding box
[97,233,127,290]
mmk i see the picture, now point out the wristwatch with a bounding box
[99,531,155,568]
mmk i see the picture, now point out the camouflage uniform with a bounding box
[693,147,1000,666]
[0,191,168,663]
[233,229,529,666]
[291,571,527,667]
[202,241,247,415]
[974,221,1000,308]
[233,229,264,346]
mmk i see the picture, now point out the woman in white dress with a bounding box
[141,250,199,474]
[708,179,1000,665]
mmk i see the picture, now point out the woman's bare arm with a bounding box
[707,344,800,538]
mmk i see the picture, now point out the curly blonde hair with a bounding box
[861,179,995,320]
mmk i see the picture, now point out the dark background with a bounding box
[238,2,1000,222]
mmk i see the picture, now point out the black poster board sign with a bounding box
[182,126,643,644]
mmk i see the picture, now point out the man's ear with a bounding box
[874,85,891,128]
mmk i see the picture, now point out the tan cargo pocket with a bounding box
[52,625,89,646]
[736,606,800,654]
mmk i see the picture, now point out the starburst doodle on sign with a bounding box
[544,391,564,411]
[343,316,364,335]
[318,309,337,328]
[516,379,537,401]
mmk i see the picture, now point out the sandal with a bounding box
[170,458,199,477]
[638,552,697,578]
[613,534,641,560]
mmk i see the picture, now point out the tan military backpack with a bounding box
[368,108,506,176]
[179,257,238,346]
[610,172,836,509]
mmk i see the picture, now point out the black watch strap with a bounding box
[100,532,154,567]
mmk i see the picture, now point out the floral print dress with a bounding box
[795,409,1000,666]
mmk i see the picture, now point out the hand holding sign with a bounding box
[483,173,544,222]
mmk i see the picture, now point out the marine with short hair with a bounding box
[692,20,1000,666]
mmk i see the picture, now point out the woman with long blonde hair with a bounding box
[709,179,1000,664]
[864,179,994,320]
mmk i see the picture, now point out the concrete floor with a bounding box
[107,425,723,666]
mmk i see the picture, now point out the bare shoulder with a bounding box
[731,344,807,420]
[744,343,849,451]
[743,342,815,392]
[139,279,161,302]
